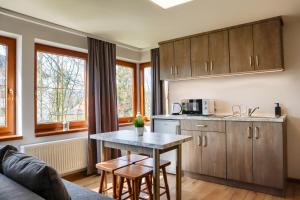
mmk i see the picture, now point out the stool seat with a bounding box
[117,154,149,163]
[135,158,171,168]
[114,165,153,180]
[96,159,131,172]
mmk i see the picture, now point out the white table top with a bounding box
[90,130,192,150]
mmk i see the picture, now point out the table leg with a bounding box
[153,149,160,200]
[176,145,182,200]
[100,141,107,190]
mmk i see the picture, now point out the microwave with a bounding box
[181,99,215,115]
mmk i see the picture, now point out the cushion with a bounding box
[0,145,17,173]
[0,173,44,200]
[2,150,70,200]
[63,179,113,200]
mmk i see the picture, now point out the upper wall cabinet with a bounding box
[159,39,191,80]
[159,17,284,80]
[229,18,283,73]
[191,31,229,76]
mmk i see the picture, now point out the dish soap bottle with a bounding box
[275,103,281,118]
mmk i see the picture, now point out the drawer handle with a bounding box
[196,124,207,128]
[198,136,202,146]
[203,136,207,147]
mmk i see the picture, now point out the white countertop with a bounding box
[90,130,192,149]
[152,114,287,123]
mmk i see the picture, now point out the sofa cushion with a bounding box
[0,173,44,200]
[63,179,113,200]
[2,150,70,200]
[0,145,17,173]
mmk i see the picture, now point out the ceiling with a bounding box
[0,0,299,50]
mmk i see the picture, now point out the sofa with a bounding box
[0,145,112,200]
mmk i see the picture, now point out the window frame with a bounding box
[34,43,88,136]
[139,62,151,121]
[0,36,16,137]
[116,60,137,124]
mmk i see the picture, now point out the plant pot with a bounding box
[135,127,144,136]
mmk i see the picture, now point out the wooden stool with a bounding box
[114,165,153,200]
[96,159,131,199]
[117,154,149,163]
[135,158,171,200]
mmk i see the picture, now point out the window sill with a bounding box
[0,135,23,142]
[35,128,88,137]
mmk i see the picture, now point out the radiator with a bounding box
[20,137,88,175]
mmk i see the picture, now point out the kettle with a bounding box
[171,103,182,115]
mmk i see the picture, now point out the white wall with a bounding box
[0,13,144,148]
[168,17,300,179]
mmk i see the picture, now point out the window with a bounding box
[140,62,152,120]
[116,60,137,124]
[0,36,16,137]
[35,44,87,136]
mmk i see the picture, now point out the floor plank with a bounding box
[65,173,300,200]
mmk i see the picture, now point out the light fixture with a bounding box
[150,0,193,9]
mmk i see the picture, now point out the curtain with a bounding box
[151,48,163,116]
[87,37,120,175]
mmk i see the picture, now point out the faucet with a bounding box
[248,107,260,117]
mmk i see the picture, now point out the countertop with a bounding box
[152,114,287,123]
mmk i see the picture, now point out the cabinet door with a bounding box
[174,39,191,79]
[201,132,226,178]
[229,25,254,73]
[191,35,209,76]
[181,130,201,174]
[253,19,283,70]
[159,42,174,80]
[253,122,284,189]
[226,121,253,183]
[209,30,230,75]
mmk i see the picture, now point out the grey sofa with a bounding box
[0,145,112,200]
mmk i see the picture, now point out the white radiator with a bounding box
[20,137,88,175]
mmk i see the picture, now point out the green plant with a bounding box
[133,116,144,128]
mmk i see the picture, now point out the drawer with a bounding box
[181,120,225,132]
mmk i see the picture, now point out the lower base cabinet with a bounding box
[181,119,287,196]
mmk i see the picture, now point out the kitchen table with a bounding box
[90,130,192,200]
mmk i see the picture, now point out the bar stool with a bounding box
[96,159,131,199]
[135,158,171,200]
[114,165,153,200]
[117,154,149,163]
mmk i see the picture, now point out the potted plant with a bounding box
[133,113,145,136]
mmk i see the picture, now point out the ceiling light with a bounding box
[150,0,193,9]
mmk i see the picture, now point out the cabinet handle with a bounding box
[249,56,252,67]
[247,126,252,139]
[196,124,207,128]
[205,62,208,72]
[203,136,207,147]
[170,66,173,75]
[254,127,259,139]
[176,66,178,75]
[255,55,259,67]
[210,61,213,71]
[198,136,202,146]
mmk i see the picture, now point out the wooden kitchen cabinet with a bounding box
[226,121,253,183]
[209,30,230,75]
[253,19,283,70]
[159,42,174,80]
[191,34,209,76]
[174,39,191,79]
[181,130,202,174]
[253,122,285,189]
[229,25,254,73]
[201,131,226,178]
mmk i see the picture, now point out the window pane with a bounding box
[116,65,134,118]
[143,67,152,117]
[37,51,86,124]
[0,44,7,127]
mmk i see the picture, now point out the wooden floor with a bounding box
[65,173,300,200]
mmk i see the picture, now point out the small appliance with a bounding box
[181,99,215,115]
[171,103,182,115]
